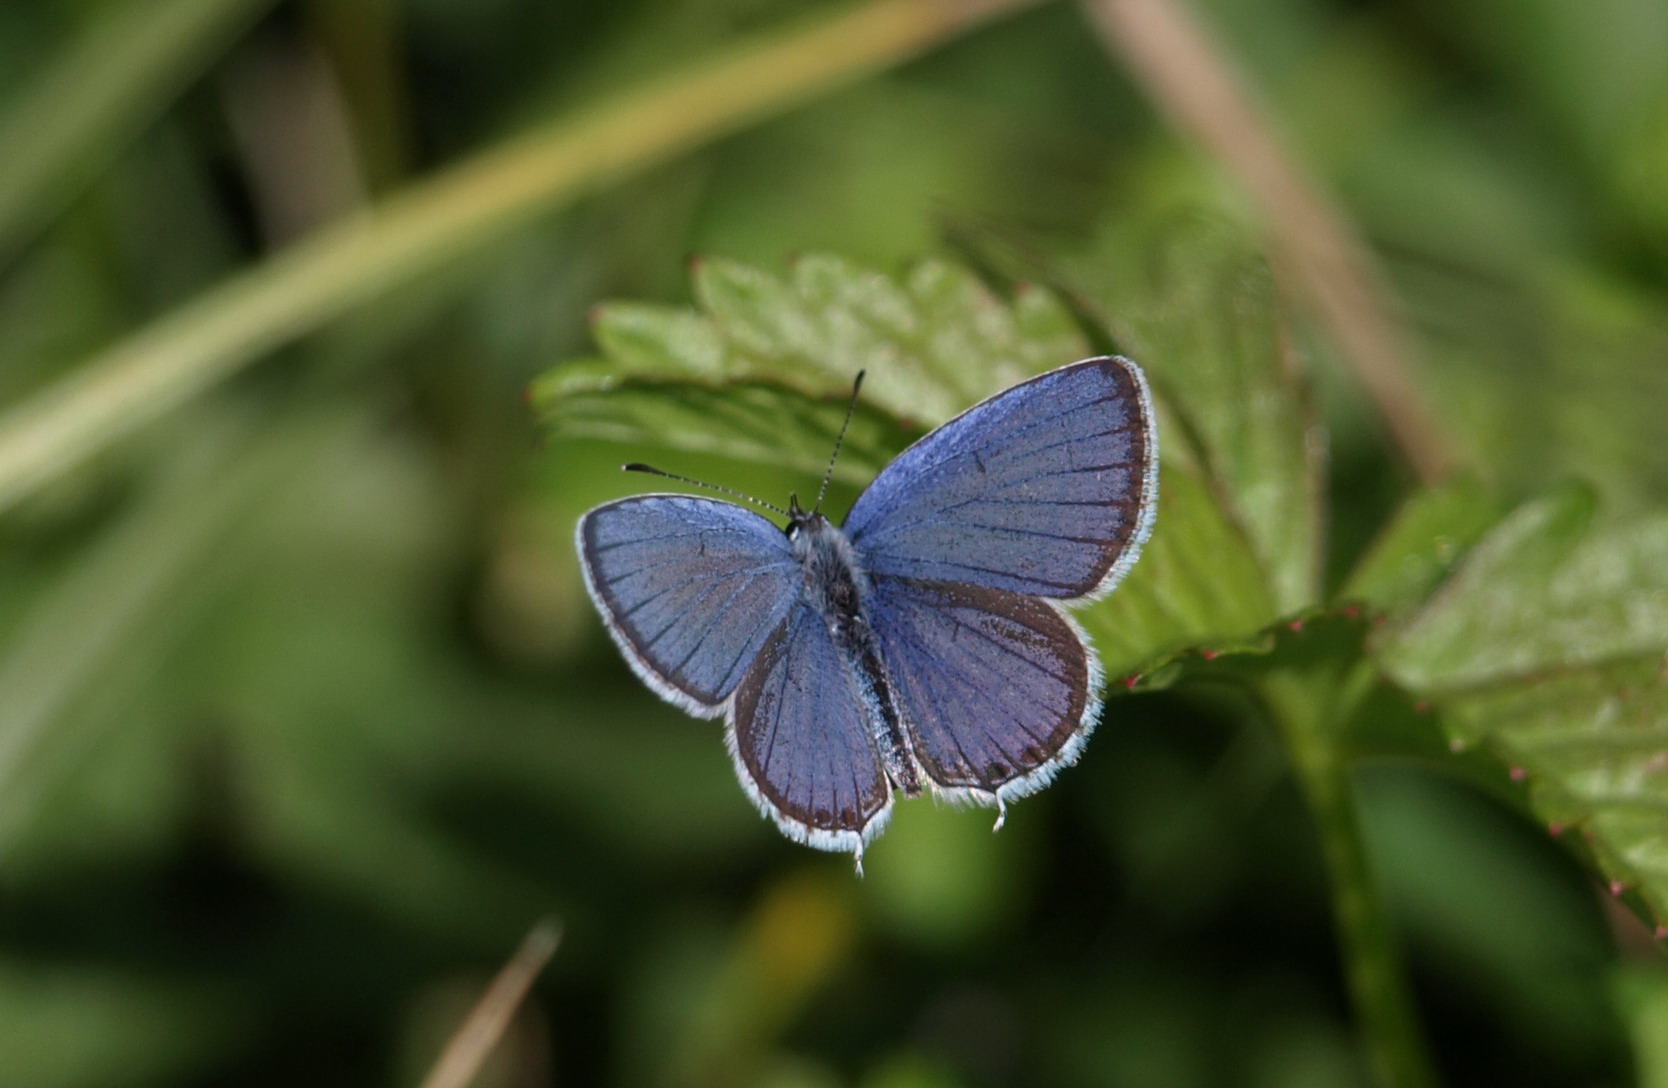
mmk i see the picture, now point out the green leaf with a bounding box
[537,252,1094,479]
[537,237,1326,681]
[1380,489,1668,689]
[1082,465,1278,681]
[1341,477,1510,616]
[1378,488,1668,922]
[687,254,1087,423]
[590,303,726,378]
[1086,219,1325,616]
[534,374,915,485]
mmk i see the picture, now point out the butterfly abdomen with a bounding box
[790,514,922,798]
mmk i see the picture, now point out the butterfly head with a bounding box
[785,492,830,538]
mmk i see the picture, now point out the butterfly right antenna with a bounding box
[813,371,865,516]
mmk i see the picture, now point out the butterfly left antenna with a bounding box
[813,371,865,515]
[622,463,789,517]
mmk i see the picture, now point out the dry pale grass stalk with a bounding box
[1084,0,1455,483]
[418,920,562,1088]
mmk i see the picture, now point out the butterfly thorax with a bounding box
[787,513,922,798]
[787,513,867,634]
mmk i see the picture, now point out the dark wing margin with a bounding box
[868,575,1100,805]
[576,495,800,716]
[843,357,1158,600]
[728,602,893,856]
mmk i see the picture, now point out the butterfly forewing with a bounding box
[730,601,893,850]
[577,495,800,714]
[867,576,1096,799]
[844,357,1157,600]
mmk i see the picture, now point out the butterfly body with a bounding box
[787,509,923,799]
[576,357,1158,863]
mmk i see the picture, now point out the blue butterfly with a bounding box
[576,357,1158,868]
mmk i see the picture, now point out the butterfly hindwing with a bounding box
[867,575,1098,802]
[576,495,801,715]
[730,600,893,851]
[844,357,1157,600]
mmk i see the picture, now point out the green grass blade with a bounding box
[0,0,275,260]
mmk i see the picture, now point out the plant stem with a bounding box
[419,920,562,1088]
[1258,668,1439,1088]
[0,0,1045,516]
[1082,0,1456,483]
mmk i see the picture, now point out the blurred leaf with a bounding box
[0,0,275,261]
[1418,0,1668,239]
[0,399,553,940]
[1615,968,1668,1088]
[535,376,915,486]
[1081,464,1278,680]
[171,411,559,940]
[0,405,332,858]
[0,963,244,1088]
[861,1051,969,1088]
[863,799,1024,949]
[1378,487,1668,921]
[1341,477,1508,616]
[1392,256,1668,512]
[1360,769,1622,1061]
[667,871,857,1088]
[1079,218,1326,615]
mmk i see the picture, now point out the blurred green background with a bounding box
[2,0,1666,1085]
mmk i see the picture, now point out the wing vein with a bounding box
[589,524,762,554]
[615,561,782,620]
[665,573,769,680]
[856,461,1139,543]
[937,607,1078,691]
[871,391,1127,500]
[888,622,988,782]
